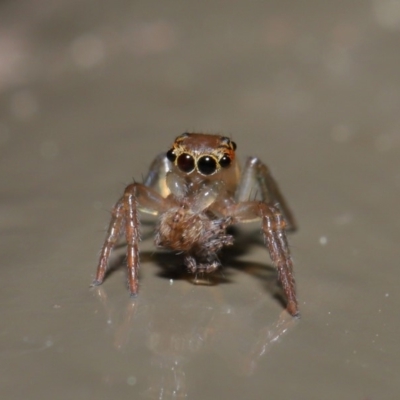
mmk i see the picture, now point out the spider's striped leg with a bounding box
[221,201,299,317]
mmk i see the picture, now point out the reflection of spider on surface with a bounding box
[93,133,299,316]
[93,285,298,397]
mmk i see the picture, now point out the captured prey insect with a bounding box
[92,133,299,316]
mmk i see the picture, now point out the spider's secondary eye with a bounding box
[166,149,176,162]
[197,156,217,175]
[231,141,237,150]
[219,155,231,168]
[177,153,195,173]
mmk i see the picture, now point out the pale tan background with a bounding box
[1,1,399,399]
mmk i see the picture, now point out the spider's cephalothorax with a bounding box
[93,133,299,316]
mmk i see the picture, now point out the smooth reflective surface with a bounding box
[1,1,399,399]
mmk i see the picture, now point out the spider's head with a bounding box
[166,133,237,176]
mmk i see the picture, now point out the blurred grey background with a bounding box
[1,1,399,399]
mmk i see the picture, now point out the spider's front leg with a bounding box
[259,203,298,317]
[223,201,299,317]
[93,199,124,287]
[236,157,297,231]
[93,183,172,295]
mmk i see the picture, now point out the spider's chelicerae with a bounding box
[93,133,299,316]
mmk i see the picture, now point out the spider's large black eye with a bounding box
[166,149,176,162]
[219,155,231,168]
[197,156,217,175]
[177,153,195,173]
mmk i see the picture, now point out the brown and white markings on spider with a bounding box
[93,133,299,317]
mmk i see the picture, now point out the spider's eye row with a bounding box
[219,155,231,168]
[166,149,176,162]
[172,150,232,175]
[197,156,217,175]
[177,153,195,173]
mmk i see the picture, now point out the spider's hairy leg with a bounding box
[123,183,141,295]
[260,204,298,317]
[124,182,175,295]
[93,199,124,286]
[236,157,297,231]
[93,182,172,295]
[223,201,299,317]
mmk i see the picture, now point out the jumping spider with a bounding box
[93,133,299,316]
